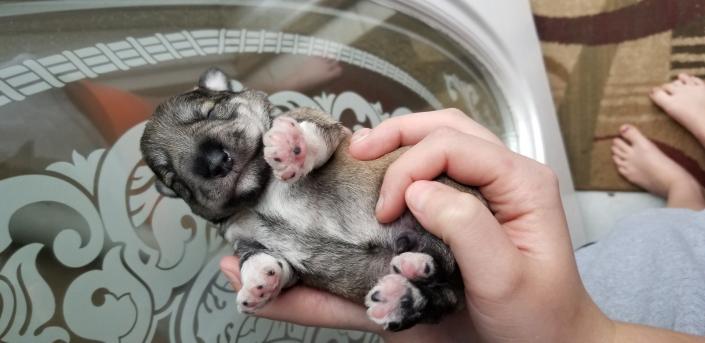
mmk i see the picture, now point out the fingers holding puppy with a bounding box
[220,255,242,290]
[349,108,504,161]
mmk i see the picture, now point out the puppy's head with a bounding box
[140,68,273,222]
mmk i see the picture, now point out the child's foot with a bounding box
[650,73,705,144]
[612,125,698,198]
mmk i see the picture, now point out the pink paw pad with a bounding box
[236,255,283,313]
[264,116,307,182]
[390,252,435,280]
[365,274,425,331]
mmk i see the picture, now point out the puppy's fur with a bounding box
[140,68,482,331]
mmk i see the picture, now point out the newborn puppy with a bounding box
[140,68,482,331]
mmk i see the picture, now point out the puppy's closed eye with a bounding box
[206,106,216,119]
[201,100,236,121]
[201,101,216,119]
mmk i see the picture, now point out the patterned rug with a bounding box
[531,0,705,190]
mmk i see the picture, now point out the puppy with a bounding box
[140,68,483,331]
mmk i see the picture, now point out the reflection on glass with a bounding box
[0,1,513,342]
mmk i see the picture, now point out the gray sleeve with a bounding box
[576,208,705,336]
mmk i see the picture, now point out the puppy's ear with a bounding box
[154,179,178,198]
[199,67,230,92]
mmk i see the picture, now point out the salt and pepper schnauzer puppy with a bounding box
[140,68,484,331]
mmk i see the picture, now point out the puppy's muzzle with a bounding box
[195,141,234,178]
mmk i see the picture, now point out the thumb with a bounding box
[220,255,242,290]
[405,181,521,294]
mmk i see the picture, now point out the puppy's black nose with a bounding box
[195,142,234,178]
[206,148,233,177]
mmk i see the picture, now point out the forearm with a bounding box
[380,314,479,343]
[613,322,705,343]
[563,294,704,343]
[382,327,475,343]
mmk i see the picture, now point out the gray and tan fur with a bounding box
[140,68,480,331]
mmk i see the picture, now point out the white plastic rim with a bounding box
[379,0,586,246]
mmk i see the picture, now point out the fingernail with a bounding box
[375,193,385,213]
[407,181,437,213]
[221,260,238,274]
[352,128,371,144]
[620,125,629,133]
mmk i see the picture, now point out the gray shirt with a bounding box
[576,208,705,336]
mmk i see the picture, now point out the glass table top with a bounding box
[0,1,515,342]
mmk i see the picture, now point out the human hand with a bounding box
[348,108,613,342]
[220,107,613,342]
[217,109,499,342]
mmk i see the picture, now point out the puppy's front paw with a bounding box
[365,274,426,331]
[236,254,283,314]
[264,116,307,182]
[390,252,435,281]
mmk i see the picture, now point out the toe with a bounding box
[663,82,678,94]
[612,153,626,167]
[611,144,627,159]
[617,165,629,177]
[619,125,648,145]
[677,73,690,85]
[611,137,630,155]
[649,87,671,105]
[683,73,699,86]
[693,76,705,86]
[618,124,632,140]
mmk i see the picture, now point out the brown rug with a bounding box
[531,0,705,191]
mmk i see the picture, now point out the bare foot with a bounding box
[650,73,705,146]
[612,124,705,210]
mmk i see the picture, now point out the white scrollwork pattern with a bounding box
[63,247,154,342]
[0,88,395,342]
[0,244,70,343]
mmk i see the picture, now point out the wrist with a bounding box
[380,326,446,343]
[381,327,456,343]
[564,291,616,343]
[380,313,477,343]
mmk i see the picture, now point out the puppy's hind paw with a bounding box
[365,274,426,331]
[390,252,435,281]
[264,116,307,182]
[236,254,284,313]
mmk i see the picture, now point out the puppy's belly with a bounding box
[248,143,470,303]
[251,212,408,303]
[297,226,404,302]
